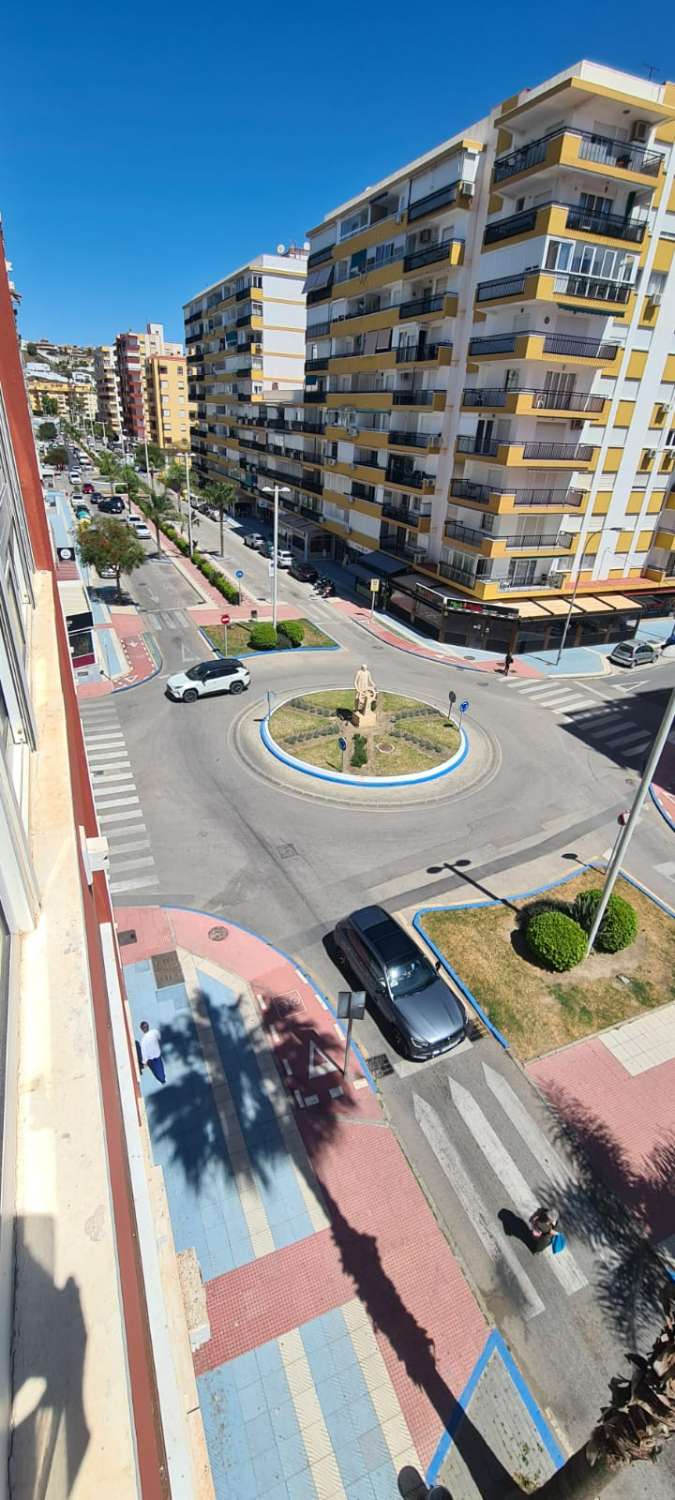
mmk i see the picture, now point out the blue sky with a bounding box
[4,1,674,345]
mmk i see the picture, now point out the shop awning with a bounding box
[304,264,334,294]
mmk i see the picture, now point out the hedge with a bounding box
[572,888,638,953]
[351,733,368,769]
[525,909,586,972]
[249,622,278,650]
[278,620,305,647]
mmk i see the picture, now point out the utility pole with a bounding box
[587,687,675,951]
[184,451,193,560]
[555,524,620,666]
[262,483,289,630]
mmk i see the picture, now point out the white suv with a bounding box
[166,658,251,703]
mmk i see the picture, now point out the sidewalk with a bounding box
[117,905,561,1500]
[77,592,161,700]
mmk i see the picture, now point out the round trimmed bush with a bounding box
[249,622,278,650]
[572,888,638,954]
[279,620,305,647]
[525,909,586,972]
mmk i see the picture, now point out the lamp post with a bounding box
[184,451,193,560]
[262,484,290,629]
[555,523,621,666]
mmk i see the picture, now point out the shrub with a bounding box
[350,733,368,769]
[279,620,305,647]
[249,622,278,650]
[526,910,586,972]
[572,888,638,953]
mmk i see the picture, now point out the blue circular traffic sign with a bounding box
[338,736,347,752]
[460,699,470,713]
[235,569,244,579]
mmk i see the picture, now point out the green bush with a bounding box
[278,620,305,647]
[249,622,278,650]
[572,888,638,953]
[350,733,368,769]
[526,910,586,972]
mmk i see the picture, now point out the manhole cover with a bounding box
[376,741,394,754]
[367,1054,394,1079]
[152,950,184,988]
[267,992,305,1022]
[118,929,137,946]
[208,925,229,941]
[277,843,298,860]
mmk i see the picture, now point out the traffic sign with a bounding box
[460,700,470,713]
[220,613,231,625]
[448,690,457,707]
[235,568,244,579]
[338,736,347,752]
[370,578,380,592]
[268,561,275,576]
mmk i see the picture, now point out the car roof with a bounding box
[348,905,418,963]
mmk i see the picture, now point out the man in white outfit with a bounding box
[139,1020,165,1084]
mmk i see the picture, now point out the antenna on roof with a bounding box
[276,242,286,254]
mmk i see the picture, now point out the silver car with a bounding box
[610,640,659,668]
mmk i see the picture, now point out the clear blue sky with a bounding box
[4,1,674,346]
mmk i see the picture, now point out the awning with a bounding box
[304,264,334,294]
[349,550,409,579]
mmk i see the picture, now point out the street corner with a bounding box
[252,972,376,1114]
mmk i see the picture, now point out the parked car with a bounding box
[333,906,466,1060]
[244,533,267,550]
[91,490,104,504]
[99,497,124,514]
[128,517,151,539]
[166,658,251,703]
[276,550,294,569]
[609,640,659,668]
[288,562,319,584]
[74,504,90,520]
[82,482,94,494]
[98,566,116,580]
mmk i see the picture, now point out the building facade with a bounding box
[146,351,190,450]
[114,322,184,446]
[183,248,308,493]
[93,344,123,434]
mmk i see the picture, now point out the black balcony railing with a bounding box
[468,333,517,356]
[306,321,331,338]
[388,431,432,449]
[382,502,427,523]
[565,205,647,242]
[462,387,509,407]
[407,180,459,222]
[551,271,632,304]
[439,560,478,586]
[493,126,662,183]
[351,482,376,503]
[392,388,438,406]
[403,242,457,272]
[396,341,449,364]
[306,357,329,371]
[444,519,492,547]
[456,436,500,457]
[522,441,594,461]
[513,486,585,506]
[450,479,493,503]
[543,332,619,360]
[301,472,323,494]
[462,386,605,413]
[476,273,528,302]
[304,390,325,403]
[503,532,569,550]
[483,208,538,244]
[385,463,429,490]
[398,293,445,321]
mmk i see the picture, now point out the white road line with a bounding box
[108,838,151,855]
[90,771,134,786]
[112,855,156,873]
[619,731,653,749]
[589,720,636,740]
[448,1079,587,1296]
[596,726,645,747]
[551,698,596,715]
[85,737,126,750]
[482,1064,573,1190]
[109,875,160,894]
[516,682,561,696]
[84,728,124,740]
[86,743,129,757]
[532,689,580,707]
[105,823,147,839]
[94,794,140,809]
[99,809,147,824]
[413,1095,544,1321]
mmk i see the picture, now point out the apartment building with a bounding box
[114,322,183,446]
[93,344,123,434]
[25,369,71,417]
[183,248,308,498]
[146,351,190,450]
[298,60,675,649]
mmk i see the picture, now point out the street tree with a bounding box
[134,440,163,473]
[205,479,236,557]
[44,444,68,467]
[509,1283,675,1498]
[163,458,186,500]
[118,464,140,502]
[26,342,37,356]
[40,395,59,416]
[97,451,121,494]
[77,517,145,600]
[144,490,178,556]
[38,421,57,441]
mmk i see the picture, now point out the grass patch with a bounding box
[205,618,335,656]
[421,870,675,1061]
[269,689,459,778]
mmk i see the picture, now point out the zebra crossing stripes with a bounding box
[505,676,655,761]
[143,608,191,632]
[80,704,159,897]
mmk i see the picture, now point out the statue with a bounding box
[353,664,377,726]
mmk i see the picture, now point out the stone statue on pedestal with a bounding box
[353,664,377,727]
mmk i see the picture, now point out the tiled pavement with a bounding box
[118,905,562,1499]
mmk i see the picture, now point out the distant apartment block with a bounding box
[146,351,190,450]
[93,344,123,434]
[114,322,185,447]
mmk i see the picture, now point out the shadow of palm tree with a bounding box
[535,1085,675,1344]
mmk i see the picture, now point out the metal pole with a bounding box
[555,569,582,667]
[184,452,193,559]
[143,435,152,495]
[272,483,279,630]
[587,687,675,951]
[343,1014,354,1078]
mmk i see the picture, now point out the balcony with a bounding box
[502,532,573,551]
[483,208,538,244]
[398,293,445,321]
[385,462,434,492]
[403,239,463,273]
[450,477,586,508]
[407,180,459,222]
[456,436,500,458]
[306,321,331,338]
[468,329,619,365]
[439,560,479,587]
[307,244,334,269]
[388,430,438,450]
[549,270,632,305]
[476,272,528,303]
[301,472,323,494]
[383,499,432,525]
[493,127,662,186]
[392,388,445,409]
[382,536,427,561]
[461,386,605,416]
[306,356,330,371]
[395,341,452,366]
[475,268,633,310]
[304,390,325,403]
[565,204,646,243]
[521,441,593,463]
[483,201,647,247]
[468,333,517,357]
[444,519,493,548]
[543,331,619,361]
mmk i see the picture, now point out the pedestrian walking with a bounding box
[503,649,514,677]
[529,1205,558,1254]
[139,1020,166,1085]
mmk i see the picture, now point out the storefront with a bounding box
[57,580,95,669]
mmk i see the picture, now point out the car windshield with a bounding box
[186,665,203,680]
[386,957,432,998]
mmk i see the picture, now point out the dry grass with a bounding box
[205,618,335,655]
[269,690,459,777]
[421,870,675,1061]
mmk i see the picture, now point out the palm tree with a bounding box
[205,480,236,557]
[144,490,179,556]
[97,451,120,495]
[118,464,140,503]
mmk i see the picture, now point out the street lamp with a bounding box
[262,484,290,629]
[555,523,621,666]
[184,451,193,559]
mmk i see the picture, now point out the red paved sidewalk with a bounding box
[331,597,541,678]
[78,599,160,700]
[117,904,488,1470]
[651,741,675,829]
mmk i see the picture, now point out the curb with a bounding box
[261,710,469,788]
[649,783,675,835]
[112,633,163,694]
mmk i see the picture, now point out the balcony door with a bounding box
[541,371,576,410]
[508,557,538,586]
[475,418,495,454]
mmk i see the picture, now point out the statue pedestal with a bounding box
[351,706,377,730]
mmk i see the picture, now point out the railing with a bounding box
[403,241,457,272]
[307,244,334,269]
[351,483,376,503]
[396,341,449,364]
[552,271,632,304]
[388,431,432,449]
[398,293,445,321]
[530,388,604,413]
[383,503,419,523]
[382,537,424,559]
[468,333,517,356]
[392,388,438,406]
[306,357,329,371]
[483,208,538,244]
[306,321,331,338]
[493,126,662,183]
[450,478,493,503]
[522,441,593,461]
[543,332,618,360]
[501,572,565,590]
[565,205,646,242]
[301,473,323,494]
[476,273,527,301]
[503,533,569,550]
[407,180,458,222]
[439,560,479,586]
[513,486,585,506]
[456,436,500,457]
[444,519,493,547]
[385,464,429,490]
[304,390,325,402]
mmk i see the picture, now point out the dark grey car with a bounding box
[334,905,466,1059]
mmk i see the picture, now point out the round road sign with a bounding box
[220,613,231,625]
[235,569,244,579]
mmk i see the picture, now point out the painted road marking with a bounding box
[112,855,156,873]
[448,1079,587,1297]
[109,874,160,893]
[482,1064,573,1189]
[413,1094,544,1321]
[551,697,597,715]
[93,794,140,810]
[108,838,151,855]
[528,689,579,707]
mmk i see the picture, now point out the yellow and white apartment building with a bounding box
[146,351,191,450]
[93,344,123,434]
[184,249,310,509]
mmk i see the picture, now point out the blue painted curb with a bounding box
[159,904,376,1092]
[649,783,675,835]
[261,712,468,788]
[112,632,163,693]
[426,1327,564,1484]
[586,860,675,920]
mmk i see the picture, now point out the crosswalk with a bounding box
[141,608,191,633]
[413,1060,588,1321]
[80,699,159,897]
[506,676,654,764]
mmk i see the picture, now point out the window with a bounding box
[545,238,637,282]
[647,271,667,298]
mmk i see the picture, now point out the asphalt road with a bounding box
[76,471,675,1494]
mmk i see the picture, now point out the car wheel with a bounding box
[229,680,245,695]
[183,688,198,703]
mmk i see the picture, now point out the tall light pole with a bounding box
[555,523,621,666]
[262,484,290,629]
[143,434,154,497]
[184,451,193,560]
[587,688,675,952]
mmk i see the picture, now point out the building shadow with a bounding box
[10,1216,89,1500]
[319,1184,512,1499]
[536,1086,675,1345]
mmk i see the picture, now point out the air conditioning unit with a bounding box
[649,292,663,306]
[631,119,650,144]
[459,181,475,197]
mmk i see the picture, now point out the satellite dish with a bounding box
[276,242,286,254]
[303,240,311,252]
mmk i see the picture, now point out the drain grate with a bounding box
[151,950,184,988]
[366,1054,394,1079]
[118,929,137,947]
[208,925,229,942]
[276,843,299,860]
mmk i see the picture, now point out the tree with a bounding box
[97,451,121,494]
[40,395,59,416]
[163,459,186,501]
[205,479,236,557]
[118,464,140,502]
[38,421,57,441]
[26,342,37,357]
[77,517,145,600]
[134,440,164,473]
[144,490,178,556]
[44,444,68,467]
